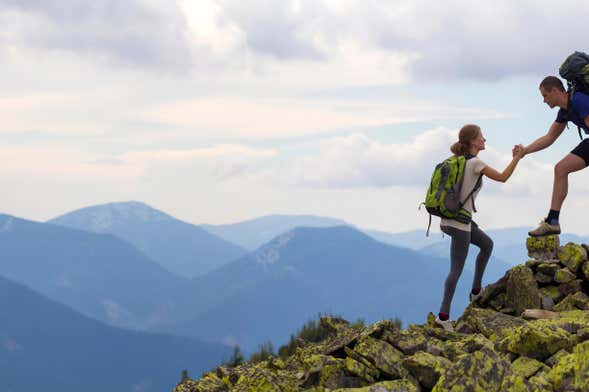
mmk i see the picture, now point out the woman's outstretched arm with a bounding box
[481,145,525,183]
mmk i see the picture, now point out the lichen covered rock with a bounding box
[506,265,541,315]
[176,237,589,392]
[501,321,575,360]
[402,351,452,389]
[431,346,511,391]
[557,243,587,272]
[527,235,559,260]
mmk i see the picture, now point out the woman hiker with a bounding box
[435,124,526,331]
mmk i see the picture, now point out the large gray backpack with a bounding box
[559,51,589,139]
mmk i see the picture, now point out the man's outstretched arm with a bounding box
[523,121,566,156]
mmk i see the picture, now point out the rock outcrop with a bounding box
[175,235,589,392]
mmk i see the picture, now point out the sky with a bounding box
[2,0,589,234]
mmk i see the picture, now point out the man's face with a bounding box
[540,86,558,108]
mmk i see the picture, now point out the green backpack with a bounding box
[420,155,482,235]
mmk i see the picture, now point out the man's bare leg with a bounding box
[529,153,586,236]
[551,153,586,211]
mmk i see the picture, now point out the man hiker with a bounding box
[522,75,589,236]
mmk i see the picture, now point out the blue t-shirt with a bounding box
[556,91,589,133]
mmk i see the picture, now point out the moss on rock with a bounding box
[352,336,408,379]
[501,321,575,360]
[506,265,541,315]
[431,346,511,391]
[402,351,452,389]
[557,243,587,272]
[527,235,559,260]
[511,356,548,379]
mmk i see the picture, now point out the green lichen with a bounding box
[539,285,564,303]
[351,336,407,379]
[344,356,379,384]
[557,243,587,272]
[382,329,428,355]
[403,351,452,389]
[432,347,511,391]
[331,379,419,392]
[536,262,560,276]
[506,265,541,315]
[502,320,575,360]
[554,268,576,283]
[511,356,547,379]
[500,374,534,392]
[527,236,559,259]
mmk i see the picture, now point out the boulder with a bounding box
[527,235,560,261]
[557,243,587,272]
[554,268,576,284]
[501,321,575,360]
[431,347,511,391]
[506,265,541,315]
[402,351,452,389]
[351,336,408,379]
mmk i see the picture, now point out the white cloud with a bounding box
[4,0,586,82]
[290,128,457,187]
[214,0,589,81]
[286,127,589,199]
[0,0,195,71]
[122,144,277,179]
[144,96,507,139]
[0,143,277,184]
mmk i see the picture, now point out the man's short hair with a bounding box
[540,76,565,92]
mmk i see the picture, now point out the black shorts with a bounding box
[571,139,589,166]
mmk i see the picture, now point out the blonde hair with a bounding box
[451,124,481,156]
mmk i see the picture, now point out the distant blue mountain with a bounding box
[201,214,349,250]
[0,273,229,392]
[0,214,195,330]
[364,229,444,250]
[164,226,474,352]
[48,201,247,278]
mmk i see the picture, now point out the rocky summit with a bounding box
[174,235,589,392]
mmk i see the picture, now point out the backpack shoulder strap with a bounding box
[459,155,483,211]
[461,174,483,212]
[568,89,584,140]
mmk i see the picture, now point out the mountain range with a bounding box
[0,273,228,392]
[5,200,589,389]
[49,201,247,278]
[165,226,475,351]
[0,214,195,330]
[201,214,348,251]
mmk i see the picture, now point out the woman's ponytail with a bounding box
[450,141,467,156]
[450,124,481,156]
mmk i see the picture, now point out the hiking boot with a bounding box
[470,287,486,303]
[434,316,454,332]
[528,220,561,237]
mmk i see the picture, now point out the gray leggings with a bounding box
[439,222,493,315]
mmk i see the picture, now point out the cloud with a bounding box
[286,127,589,197]
[144,96,507,139]
[0,143,276,182]
[0,0,194,71]
[289,128,456,187]
[2,0,585,81]
[216,0,589,81]
[121,144,277,179]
